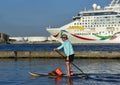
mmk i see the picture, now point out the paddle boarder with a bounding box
[54,34,74,77]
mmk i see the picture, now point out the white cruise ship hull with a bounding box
[47,27,120,44]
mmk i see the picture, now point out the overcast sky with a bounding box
[0,0,110,37]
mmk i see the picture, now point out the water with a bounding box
[0,59,120,85]
[0,44,120,85]
[0,44,120,51]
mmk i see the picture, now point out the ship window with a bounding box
[83,12,117,16]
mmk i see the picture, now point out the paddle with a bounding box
[56,50,88,79]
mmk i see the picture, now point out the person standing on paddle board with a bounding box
[54,34,74,77]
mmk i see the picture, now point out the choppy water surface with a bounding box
[0,59,120,85]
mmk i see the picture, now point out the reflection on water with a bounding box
[55,76,73,85]
[0,59,120,85]
[55,77,62,85]
[67,77,73,85]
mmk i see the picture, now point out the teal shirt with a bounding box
[57,40,74,56]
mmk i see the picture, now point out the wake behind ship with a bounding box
[47,0,120,44]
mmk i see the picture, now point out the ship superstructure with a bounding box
[47,0,120,43]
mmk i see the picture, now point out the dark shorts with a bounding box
[66,54,74,62]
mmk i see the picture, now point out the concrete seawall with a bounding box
[0,51,120,59]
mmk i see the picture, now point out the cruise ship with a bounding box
[47,0,120,44]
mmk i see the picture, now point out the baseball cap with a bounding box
[61,34,68,38]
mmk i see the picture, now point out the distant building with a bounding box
[9,37,24,42]
[9,36,48,42]
[9,36,58,44]
[25,36,48,42]
[0,33,9,43]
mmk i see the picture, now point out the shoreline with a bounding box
[0,51,120,59]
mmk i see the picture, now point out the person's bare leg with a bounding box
[70,64,73,75]
[66,61,71,76]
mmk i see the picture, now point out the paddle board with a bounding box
[28,72,87,78]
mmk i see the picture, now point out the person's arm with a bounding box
[57,44,64,50]
[54,43,64,51]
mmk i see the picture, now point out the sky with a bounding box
[0,0,110,37]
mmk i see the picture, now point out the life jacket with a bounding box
[48,68,63,76]
[54,68,63,76]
